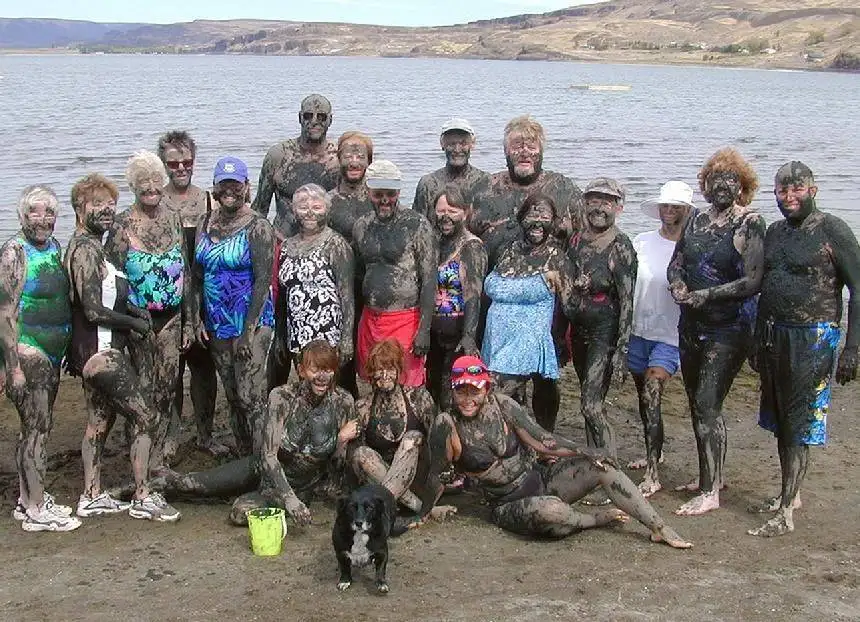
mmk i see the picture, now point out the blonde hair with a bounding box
[125,149,168,191]
[17,185,59,222]
[503,115,545,150]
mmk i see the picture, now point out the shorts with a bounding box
[627,334,680,376]
[758,322,840,446]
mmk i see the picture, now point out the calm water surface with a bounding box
[1,54,858,244]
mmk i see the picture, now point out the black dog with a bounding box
[332,484,407,594]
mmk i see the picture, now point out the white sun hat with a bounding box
[641,181,696,219]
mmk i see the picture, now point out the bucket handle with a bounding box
[281,511,287,540]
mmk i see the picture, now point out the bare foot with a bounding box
[638,477,662,498]
[674,479,728,493]
[427,505,458,521]
[595,508,629,527]
[626,453,664,470]
[650,525,693,549]
[747,494,802,513]
[674,491,720,516]
[197,438,232,458]
[747,510,794,537]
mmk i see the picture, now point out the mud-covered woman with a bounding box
[481,193,572,432]
[66,173,180,522]
[272,183,354,393]
[0,185,79,532]
[190,157,276,456]
[352,339,437,514]
[566,178,637,461]
[104,150,191,469]
[427,184,487,409]
[667,147,765,516]
[152,340,359,526]
[420,356,692,548]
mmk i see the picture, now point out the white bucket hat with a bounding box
[641,181,696,219]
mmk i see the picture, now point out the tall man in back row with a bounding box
[748,161,860,537]
[252,94,339,239]
[412,118,490,224]
[353,160,436,387]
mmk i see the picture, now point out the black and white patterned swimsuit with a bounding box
[278,243,343,353]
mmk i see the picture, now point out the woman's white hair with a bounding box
[125,149,168,191]
[292,183,331,211]
[17,185,59,222]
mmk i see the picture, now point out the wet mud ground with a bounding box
[1,365,857,621]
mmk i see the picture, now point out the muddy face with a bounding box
[372,367,399,393]
[163,146,194,190]
[504,132,543,183]
[441,130,474,169]
[83,190,117,235]
[434,194,468,238]
[584,193,621,233]
[132,174,165,209]
[299,95,332,143]
[339,140,369,184]
[775,181,817,222]
[658,203,689,228]
[292,196,329,235]
[520,199,555,246]
[20,201,57,246]
[705,171,741,210]
[299,362,336,397]
[369,189,400,221]
[453,384,489,418]
[213,180,247,214]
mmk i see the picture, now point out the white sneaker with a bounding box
[12,492,73,521]
[76,492,131,517]
[129,492,181,523]
[21,504,82,532]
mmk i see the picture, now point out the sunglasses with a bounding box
[302,112,329,122]
[451,365,487,377]
[165,159,194,170]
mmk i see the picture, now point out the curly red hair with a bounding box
[364,339,404,379]
[698,147,759,207]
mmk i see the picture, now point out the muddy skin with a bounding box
[567,197,637,457]
[66,220,159,503]
[160,144,222,457]
[0,210,69,512]
[412,129,490,224]
[470,142,582,268]
[252,95,339,238]
[428,199,488,409]
[353,193,437,357]
[483,199,575,431]
[630,369,669,497]
[104,189,189,469]
[353,382,437,513]
[328,140,373,244]
[192,190,276,456]
[748,166,860,536]
[423,390,691,548]
[667,169,765,516]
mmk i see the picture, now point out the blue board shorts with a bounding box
[627,334,680,376]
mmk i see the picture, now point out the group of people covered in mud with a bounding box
[2,94,857,548]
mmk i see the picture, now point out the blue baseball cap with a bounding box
[213,156,248,184]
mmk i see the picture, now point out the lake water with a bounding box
[1,53,859,244]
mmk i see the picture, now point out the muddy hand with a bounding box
[836,347,858,385]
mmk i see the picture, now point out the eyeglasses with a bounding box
[302,112,329,122]
[370,190,399,199]
[25,212,57,223]
[451,365,487,377]
[165,159,194,170]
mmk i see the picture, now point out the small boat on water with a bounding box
[569,84,632,91]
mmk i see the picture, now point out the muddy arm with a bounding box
[260,388,305,508]
[0,240,25,373]
[611,235,638,352]
[241,216,276,340]
[458,238,488,354]
[251,149,277,219]
[701,213,766,301]
[413,217,438,355]
[330,235,355,362]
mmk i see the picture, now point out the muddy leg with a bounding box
[235,327,273,454]
[186,342,226,455]
[352,444,422,513]
[492,495,627,538]
[748,439,808,537]
[572,337,616,459]
[632,369,667,497]
[230,490,268,526]
[532,376,560,433]
[210,337,249,456]
[81,385,117,498]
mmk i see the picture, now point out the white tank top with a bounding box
[98,260,127,352]
[632,230,681,347]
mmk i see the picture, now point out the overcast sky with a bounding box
[0,1,602,27]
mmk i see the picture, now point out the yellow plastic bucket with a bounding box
[246,507,287,556]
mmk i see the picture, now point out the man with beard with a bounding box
[328,131,374,244]
[352,160,436,388]
[471,115,583,268]
[748,162,860,537]
[412,118,490,224]
[252,94,339,239]
[157,131,225,459]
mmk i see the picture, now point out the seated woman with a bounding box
[150,340,359,526]
[352,339,436,514]
[422,355,692,548]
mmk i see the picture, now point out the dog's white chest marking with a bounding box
[347,532,372,567]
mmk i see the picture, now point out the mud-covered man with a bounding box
[412,118,490,224]
[252,94,339,239]
[748,161,860,537]
[471,115,583,268]
[353,160,436,387]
